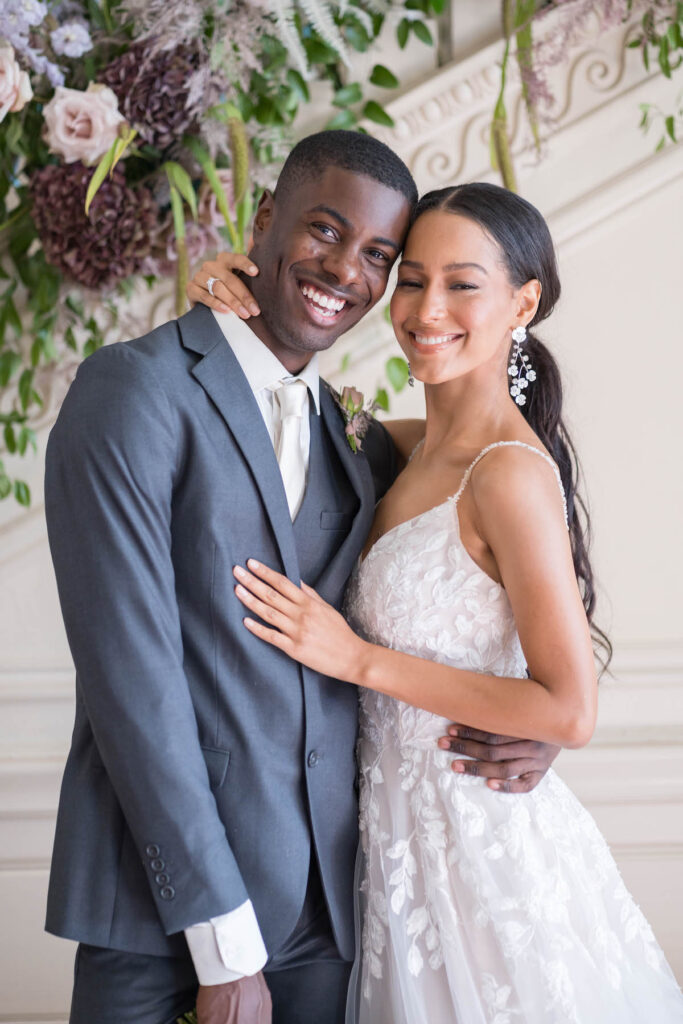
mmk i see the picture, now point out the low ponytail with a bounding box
[413,183,612,673]
[522,333,612,672]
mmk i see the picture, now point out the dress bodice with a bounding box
[345,441,565,749]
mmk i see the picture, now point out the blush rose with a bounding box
[43,83,125,166]
[0,46,33,123]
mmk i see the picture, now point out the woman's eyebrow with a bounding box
[399,259,488,274]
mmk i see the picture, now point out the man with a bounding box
[45,131,558,1024]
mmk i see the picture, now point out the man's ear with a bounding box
[252,190,274,238]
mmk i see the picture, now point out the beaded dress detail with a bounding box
[345,442,683,1024]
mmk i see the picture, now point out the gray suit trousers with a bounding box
[70,859,352,1024]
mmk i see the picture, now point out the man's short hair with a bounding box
[274,130,418,209]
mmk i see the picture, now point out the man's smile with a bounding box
[295,277,358,327]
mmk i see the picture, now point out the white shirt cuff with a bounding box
[185,899,268,985]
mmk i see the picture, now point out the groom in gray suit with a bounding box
[45,131,558,1024]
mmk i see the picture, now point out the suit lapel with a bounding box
[178,305,300,582]
[314,383,376,603]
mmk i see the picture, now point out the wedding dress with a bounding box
[344,441,683,1023]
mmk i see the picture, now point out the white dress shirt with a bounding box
[184,310,320,985]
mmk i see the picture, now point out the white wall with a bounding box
[1,8,682,1019]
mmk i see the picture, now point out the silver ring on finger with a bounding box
[206,276,219,298]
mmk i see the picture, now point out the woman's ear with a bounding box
[515,278,542,327]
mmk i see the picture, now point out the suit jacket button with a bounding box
[155,873,170,885]
[150,858,165,872]
[145,844,160,858]
[307,750,319,768]
[160,886,175,901]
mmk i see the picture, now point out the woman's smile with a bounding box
[409,330,465,354]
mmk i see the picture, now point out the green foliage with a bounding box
[370,64,400,89]
[639,94,683,148]
[0,0,439,506]
[629,1,683,146]
[386,356,411,393]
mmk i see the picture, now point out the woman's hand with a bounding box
[233,560,368,682]
[187,251,261,319]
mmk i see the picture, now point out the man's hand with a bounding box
[196,974,272,1024]
[438,724,560,793]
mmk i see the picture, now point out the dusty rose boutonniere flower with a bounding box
[331,385,379,454]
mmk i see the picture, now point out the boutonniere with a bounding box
[330,385,380,454]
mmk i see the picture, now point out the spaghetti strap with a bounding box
[452,440,568,526]
[408,437,425,462]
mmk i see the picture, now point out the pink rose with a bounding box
[0,46,33,123]
[43,83,125,166]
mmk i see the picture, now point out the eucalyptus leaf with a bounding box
[386,356,410,392]
[412,20,433,46]
[370,64,399,88]
[374,387,389,411]
[326,108,357,130]
[397,18,410,49]
[18,368,34,411]
[334,82,363,107]
[0,350,21,386]
[14,479,30,507]
[286,69,310,102]
[363,101,395,127]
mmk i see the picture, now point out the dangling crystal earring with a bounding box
[508,325,535,406]
[407,362,415,387]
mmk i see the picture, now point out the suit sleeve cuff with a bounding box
[185,900,268,985]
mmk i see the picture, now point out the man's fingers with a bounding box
[441,736,536,762]
[451,757,541,780]
[446,723,518,744]
[487,771,546,794]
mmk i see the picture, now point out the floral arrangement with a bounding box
[0,0,440,505]
[490,0,683,190]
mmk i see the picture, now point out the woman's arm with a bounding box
[232,448,597,749]
[186,251,261,318]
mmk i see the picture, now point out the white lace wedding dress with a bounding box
[344,442,683,1023]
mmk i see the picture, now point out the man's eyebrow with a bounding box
[307,204,401,252]
[400,259,488,274]
[308,204,352,230]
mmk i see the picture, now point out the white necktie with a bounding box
[274,379,309,518]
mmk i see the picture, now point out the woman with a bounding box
[190,184,683,1021]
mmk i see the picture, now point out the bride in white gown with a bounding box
[233,183,683,1022]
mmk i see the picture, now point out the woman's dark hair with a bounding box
[413,183,612,672]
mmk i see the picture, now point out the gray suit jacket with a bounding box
[44,304,397,961]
